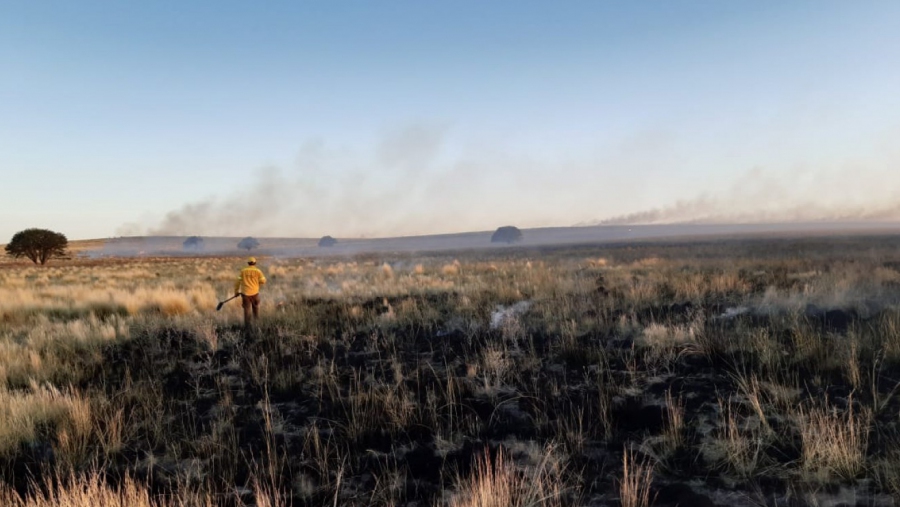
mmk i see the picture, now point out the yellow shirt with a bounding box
[234,266,267,296]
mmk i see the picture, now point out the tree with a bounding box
[183,236,204,251]
[5,228,68,265]
[237,237,260,251]
[318,235,337,247]
[491,226,523,244]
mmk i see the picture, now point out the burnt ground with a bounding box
[6,292,900,506]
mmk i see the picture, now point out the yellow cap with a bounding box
[247,257,257,264]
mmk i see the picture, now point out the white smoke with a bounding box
[119,124,900,238]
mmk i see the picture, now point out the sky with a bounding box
[1,1,899,240]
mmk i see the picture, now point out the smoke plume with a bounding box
[119,124,900,238]
[598,166,900,225]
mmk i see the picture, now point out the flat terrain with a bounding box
[37,221,900,259]
[3,234,900,506]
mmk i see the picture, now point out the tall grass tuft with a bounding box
[619,448,655,507]
[0,470,215,507]
[797,395,871,483]
[444,446,564,507]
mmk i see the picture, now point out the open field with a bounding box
[4,234,900,505]
[10,221,895,260]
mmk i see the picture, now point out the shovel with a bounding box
[216,293,241,311]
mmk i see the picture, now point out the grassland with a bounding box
[3,234,900,506]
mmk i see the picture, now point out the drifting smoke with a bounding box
[119,124,900,238]
[599,199,900,225]
[598,166,900,225]
[118,124,482,238]
[149,167,293,236]
[119,123,594,238]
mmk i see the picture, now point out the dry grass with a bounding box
[0,470,215,507]
[619,449,655,507]
[2,237,900,504]
[0,382,91,458]
[444,446,564,507]
[796,395,872,483]
[705,396,768,478]
[662,389,684,455]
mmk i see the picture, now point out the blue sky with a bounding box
[2,1,899,240]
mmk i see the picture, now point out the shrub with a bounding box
[490,226,522,244]
[182,236,204,251]
[238,237,260,251]
[5,229,68,265]
[318,235,337,247]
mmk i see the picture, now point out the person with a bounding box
[234,257,267,328]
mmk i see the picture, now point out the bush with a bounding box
[490,226,523,244]
[237,237,260,251]
[4,228,68,265]
[318,235,337,247]
[182,236,204,251]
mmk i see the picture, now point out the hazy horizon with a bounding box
[3,2,899,241]
[80,220,900,245]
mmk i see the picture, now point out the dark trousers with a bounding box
[241,293,261,326]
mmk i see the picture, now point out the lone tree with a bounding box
[183,236,204,251]
[491,226,523,244]
[5,228,68,265]
[318,235,337,247]
[237,237,260,251]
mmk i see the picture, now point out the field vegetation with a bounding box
[2,234,900,506]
